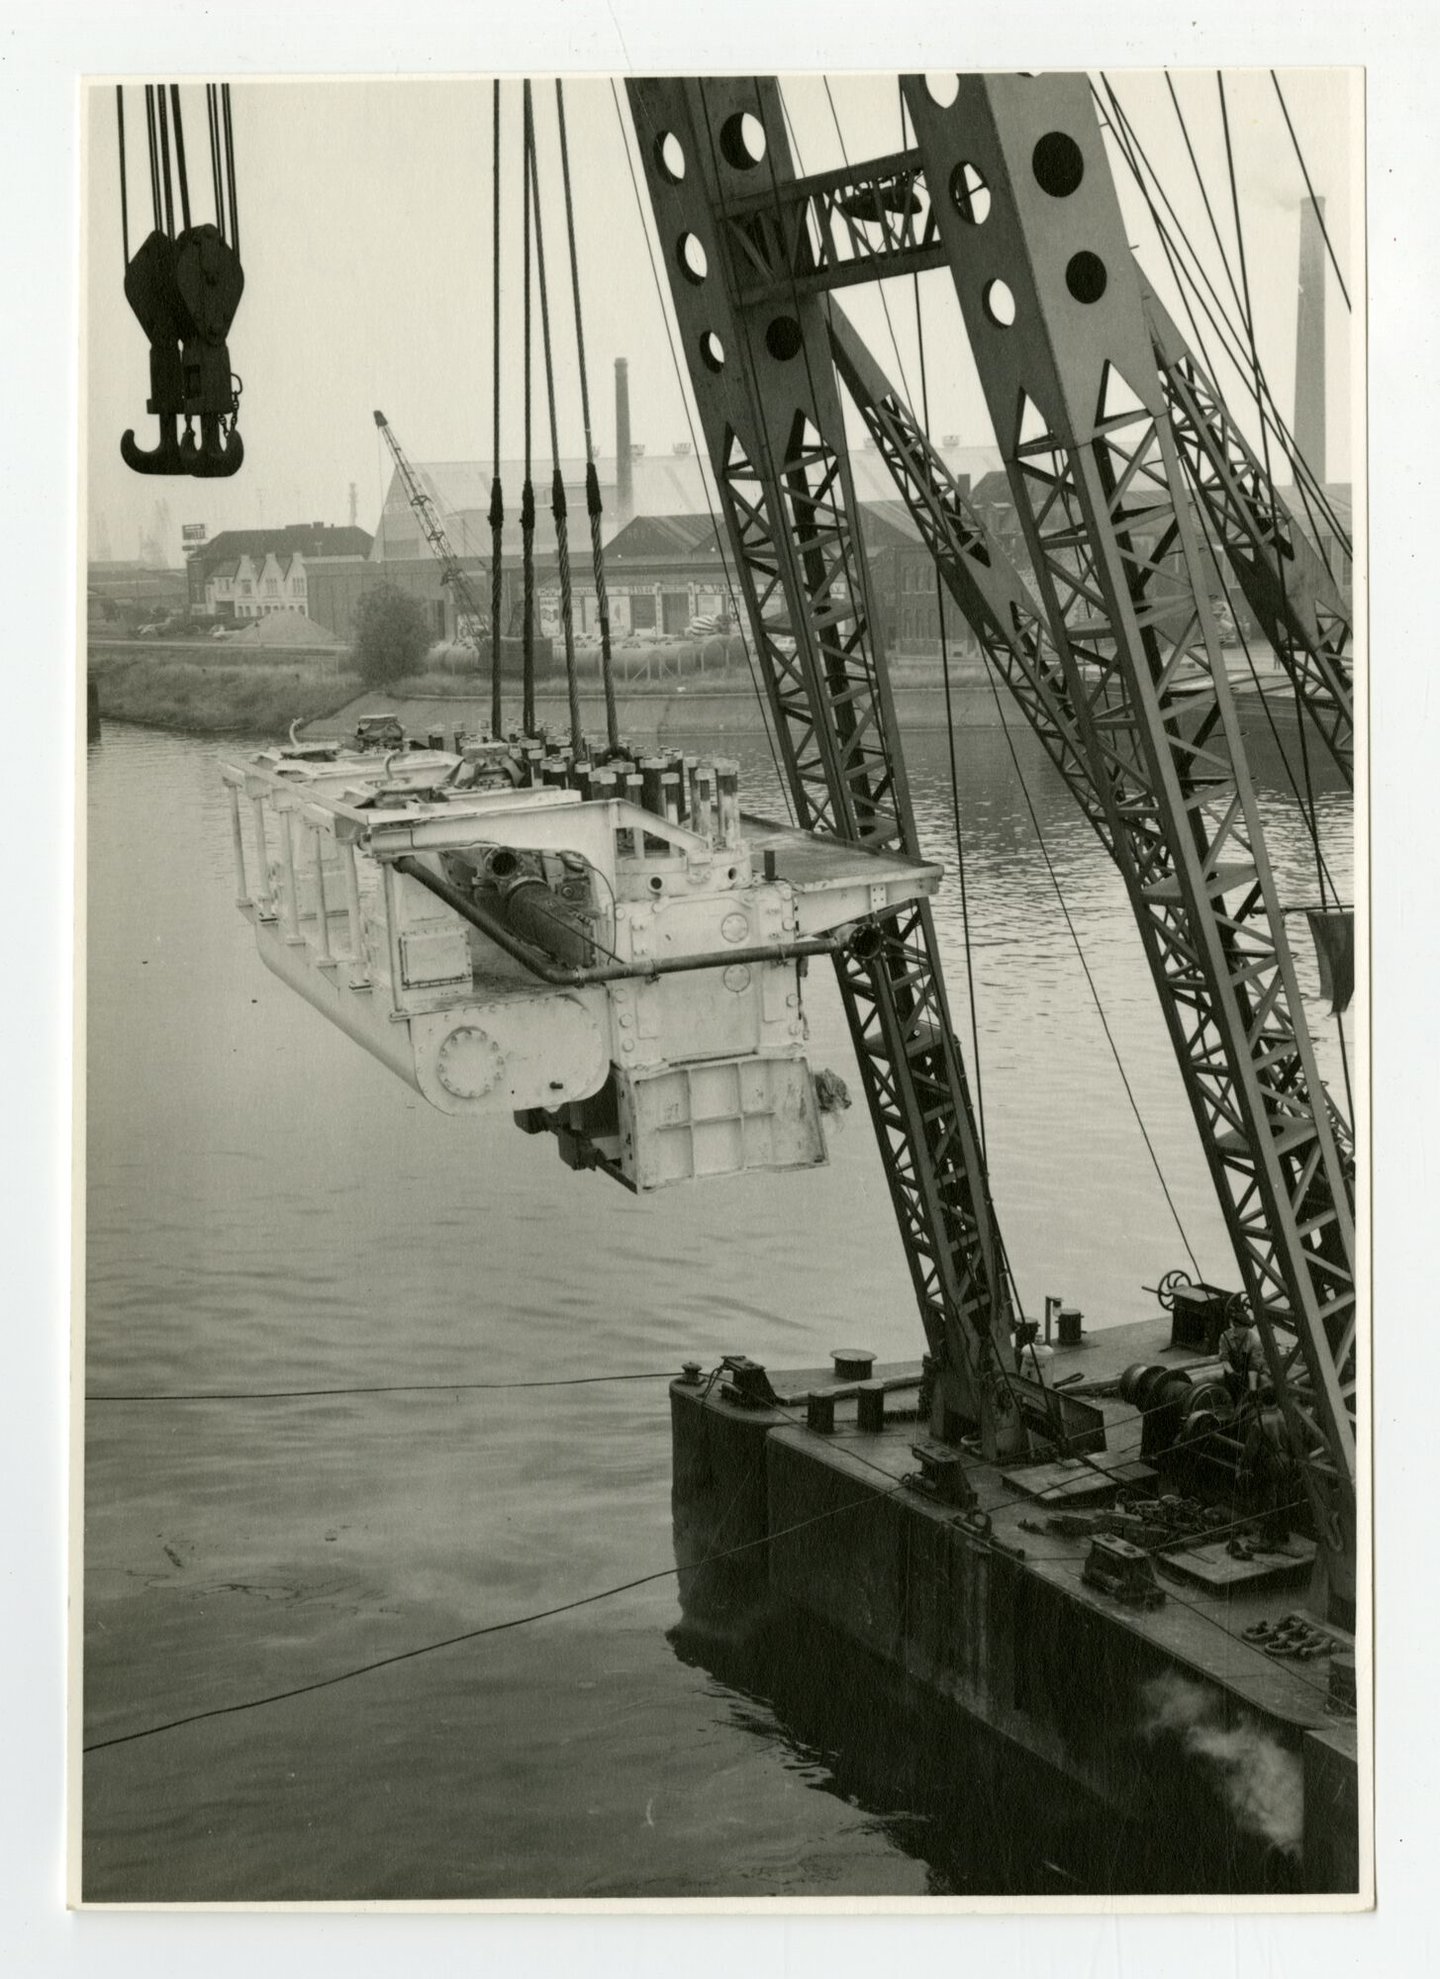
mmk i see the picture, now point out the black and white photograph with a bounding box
[71,50,1372,1915]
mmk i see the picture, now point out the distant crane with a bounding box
[373,408,490,669]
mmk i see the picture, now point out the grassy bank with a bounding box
[87,638,989,743]
[89,652,364,738]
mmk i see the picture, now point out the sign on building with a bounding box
[181,523,207,548]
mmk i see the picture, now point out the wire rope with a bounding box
[525,91,584,755]
[222,84,239,259]
[168,84,191,233]
[1099,79,1348,557]
[1215,78,1355,1118]
[87,1369,683,1404]
[155,82,175,239]
[1098,75,1354,854]
[489,80,505,738]
[205,84,226,243]
[82,1465,917,1754]
[1270,72,1351,312]
[555,79,621,754]
[520,85,537,737]
[115,87,130,268]
[1170,70,1346,580]
[84,1365,1348,1755]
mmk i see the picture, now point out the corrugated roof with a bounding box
[198,525,373,568]
[374,442,1004,562]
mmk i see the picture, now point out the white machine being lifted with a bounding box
[220,732,938,1191]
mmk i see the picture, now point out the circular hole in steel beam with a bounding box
[699,330,726,373]
[677,232,709,284]
[982,278,1017,328]
[719,110,767,170]
[949,160,991,225]
[1032,129,1085,197]
[1065,250,1107,303]
[764,314,804,361]
[924,73,960,107]
[654,131,686,184]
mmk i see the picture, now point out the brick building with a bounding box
[187,524,372,621]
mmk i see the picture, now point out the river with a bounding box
[82,718,1353,1900]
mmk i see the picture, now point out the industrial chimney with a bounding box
[1295,195,1326,486]
[615,357,634,523]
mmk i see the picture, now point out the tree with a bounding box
[353,581,432,687]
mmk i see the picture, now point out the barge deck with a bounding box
[671,1310,1360,1894]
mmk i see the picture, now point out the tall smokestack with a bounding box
[615,357,634,522]
[1295,196,1327,485]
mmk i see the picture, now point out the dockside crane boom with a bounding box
[374,408,491,666]
[628,78,1028,1460]
[628,73,1357,1611]
[904,73,1355,1604]
[1141,282,1353,786]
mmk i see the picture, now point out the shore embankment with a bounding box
[86,637,1015,742]
[87,636,1297,749]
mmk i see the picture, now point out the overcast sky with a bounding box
[83,68,1356,562]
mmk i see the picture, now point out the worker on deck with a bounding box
[1218,1301,1267,1408]
[1238,1405,1298,1546]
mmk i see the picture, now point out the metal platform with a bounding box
[671,1310,1360,1892]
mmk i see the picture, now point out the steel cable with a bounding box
[489,80,505,737]
[555,80,620,753]
[1098,78,1349,558]
[85,1365,1349,1753]
[155,82,175,238]
[520,86,537,736]
[1216,76,1354,1115]
[1270,72,1351,312]
[524,89,584,755]
[168,84,191,232]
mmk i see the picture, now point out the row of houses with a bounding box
[185,524,374,621]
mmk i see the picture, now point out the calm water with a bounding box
[83,719,1352,1900]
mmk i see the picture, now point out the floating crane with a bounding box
[210,71,1361,1887]
[222,73,1357,1623]
[626,72,1355,1613]
[373,407,491,664]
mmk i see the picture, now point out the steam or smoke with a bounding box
[1140,1672,1304,1857]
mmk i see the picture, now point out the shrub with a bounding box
[353,582,432,688]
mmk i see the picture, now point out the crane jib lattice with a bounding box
[627,72,1357,1596]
